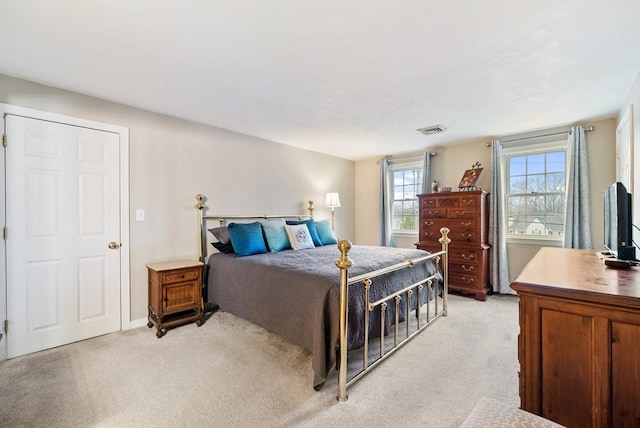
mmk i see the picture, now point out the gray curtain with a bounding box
[421,151,432,194]
[563,126,592,248]
[488,140,511,294]
[378,157,395,246]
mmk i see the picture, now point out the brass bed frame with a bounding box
[195,194,450,401]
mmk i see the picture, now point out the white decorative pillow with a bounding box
[284,224,315,250]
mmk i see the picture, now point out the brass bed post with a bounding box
[439,227,450,315]
[308,200,314,219]
[335,239,353,402]
[196,194,206,263]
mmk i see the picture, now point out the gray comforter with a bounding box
[206,244,439,389]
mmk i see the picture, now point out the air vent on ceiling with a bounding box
[417,125,445,135]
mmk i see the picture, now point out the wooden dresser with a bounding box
[511,248,640,427]
[146,260,205,338]
[416,190,491,301]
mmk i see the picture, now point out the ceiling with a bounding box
[1,1,639,161]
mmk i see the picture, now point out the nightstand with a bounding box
[146,259,205,338]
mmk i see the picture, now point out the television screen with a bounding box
[603,182,635,260]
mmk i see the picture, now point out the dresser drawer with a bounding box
[450,260,480,274]
[421,208,447,219]
[449,272,480,286]
[421,224,480,243]
[450,229,481,243]
[420,220,450,240]
[162,268,200,284]
[421,198,438,209]
[447,208,477,219]
[437,197,460,207]
[459,196,477,208]
[450,247,483,262]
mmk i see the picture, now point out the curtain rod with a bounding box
[389,152,437,160]
[376,152,438,164]
[485,126,594,147]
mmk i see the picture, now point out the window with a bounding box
[389,163,423,233]
[504,141,567,241]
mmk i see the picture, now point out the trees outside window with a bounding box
[391,166,423,233]
[505,143,567,241]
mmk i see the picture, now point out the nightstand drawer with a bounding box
[163,268,200,284]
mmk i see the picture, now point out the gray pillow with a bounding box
[208,226,230,244]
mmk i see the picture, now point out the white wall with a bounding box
[618,69,640,250]
[0,74,355,321]
[355,117,618,282]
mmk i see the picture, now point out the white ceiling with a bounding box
[1,1,639,161]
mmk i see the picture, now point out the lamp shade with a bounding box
[325,192,341,208]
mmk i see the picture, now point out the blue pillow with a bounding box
[286,219,322,246]
[315,219,338,245]
[260,218,290,252]
[227,222,267,257]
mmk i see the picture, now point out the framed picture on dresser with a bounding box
[458,168,483,190]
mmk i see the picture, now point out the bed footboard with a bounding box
[335,227,450,402]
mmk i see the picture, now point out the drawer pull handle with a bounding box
[179,274,185,278]
[462,199,473,205]
[461,253,475,260]
[425,232,433,237]
[425,221,434,226]
[455,211,467,216]
[461,265,474,271]
[461,233,473,240]
[461,276,475,283]
[460,221,472,226]
[428,211,438,216]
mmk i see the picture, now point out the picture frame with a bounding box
[458,167,483,190]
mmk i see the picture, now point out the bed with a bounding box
[196,195,449,401]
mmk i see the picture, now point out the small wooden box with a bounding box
[146,260,205,338]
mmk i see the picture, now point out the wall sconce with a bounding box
[325,192,341,230]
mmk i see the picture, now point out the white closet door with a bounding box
[6,115,121,358]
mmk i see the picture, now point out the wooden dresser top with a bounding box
[511,247,640,309]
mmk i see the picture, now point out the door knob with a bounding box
[108,242,120,249]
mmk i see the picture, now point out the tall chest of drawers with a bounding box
[416,190,491,301]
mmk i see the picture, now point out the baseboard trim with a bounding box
[129,318,148,329]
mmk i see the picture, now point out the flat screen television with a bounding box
[603,182,635,260]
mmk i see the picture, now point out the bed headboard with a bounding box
[195,194,315,261]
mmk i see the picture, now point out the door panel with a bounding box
[6,115,121,358]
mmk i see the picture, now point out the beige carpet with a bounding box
[0,294,520,427]
[460,397,564,427]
